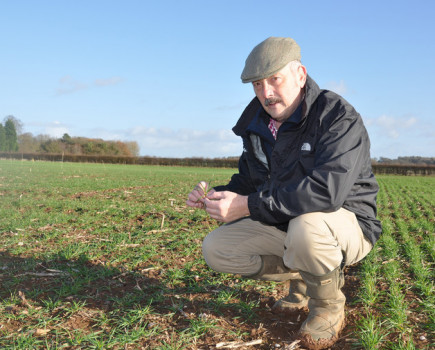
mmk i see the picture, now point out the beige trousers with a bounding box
[202,208,373,276]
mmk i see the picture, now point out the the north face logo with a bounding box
[301,143,311,151]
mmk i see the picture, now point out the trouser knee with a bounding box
[202,230,222,273]
[201,218,285,276]
[284,213,344,275]
[202,227,262,275]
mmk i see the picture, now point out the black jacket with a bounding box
[215,75,382,245]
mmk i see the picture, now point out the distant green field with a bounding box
[0,160,433,349]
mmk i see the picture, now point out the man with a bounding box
[186,37,382,349]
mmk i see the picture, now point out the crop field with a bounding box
[0,160,433,349]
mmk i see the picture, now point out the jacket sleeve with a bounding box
[213,151,258,195]
[247,101,370,225]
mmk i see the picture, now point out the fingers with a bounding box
[203,198,222,219]
[187,189,201,202]
[190,185,205,200]
[186,199,205,209]
[204,192,249,223]
[186,181,210,209]
[186,192,205,208]
[205,190,222,200]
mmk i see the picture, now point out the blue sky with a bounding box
[1,0,434,159]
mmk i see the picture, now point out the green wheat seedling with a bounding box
[358,249,381,307]
[385,275,409,332]
[378,233,413,339]
[194,181,212,203]
[395,215,434,303]
[182,316,219,339]
[158,332,190,350]
[389,338,418,350]
[216,289,238,305]
[355,311,386,349]
[235,299,260,321]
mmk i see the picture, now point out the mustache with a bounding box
[264,97,282,106]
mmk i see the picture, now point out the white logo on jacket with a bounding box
[301,142,311,151]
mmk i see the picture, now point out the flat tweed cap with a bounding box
[241,37,301,83]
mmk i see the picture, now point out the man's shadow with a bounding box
[0,250,361,348]
[0,250,296,342]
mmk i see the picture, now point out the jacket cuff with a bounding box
[247,193,262,220]
[212,185,228,192]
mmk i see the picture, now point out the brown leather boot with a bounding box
[272,273,309,313]
[247,255,295,282]
[298,267,346,350]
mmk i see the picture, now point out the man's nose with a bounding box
[261,82,273,98]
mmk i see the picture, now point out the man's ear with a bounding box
[297,65,307,88]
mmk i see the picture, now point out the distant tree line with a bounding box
[1,115,139,157]
[373,156,435,166]
[372,163,435,176]
[1,151,434,175]
[19,132,139,157]
[0,153,241,168]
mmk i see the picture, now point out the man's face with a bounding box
[252,62,306,122]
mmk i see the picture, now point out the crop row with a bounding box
[357,176,434,349]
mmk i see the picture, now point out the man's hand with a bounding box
[203,191,250,223]
[186,181,215,209]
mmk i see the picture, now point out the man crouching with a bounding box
[187,37,382,349]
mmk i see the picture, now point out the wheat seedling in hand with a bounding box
[195,181,211,203]
[185,181,215,210]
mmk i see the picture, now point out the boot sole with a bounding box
[298,314,346,350]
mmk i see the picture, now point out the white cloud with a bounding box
[56,75,88,95]
[325,80,348,95]
[55,75,123,95]
[366,114,417,139]
[364,114,434,158]
[94,77,123,87]
[127,127,241,157]
[44,121,70,138]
